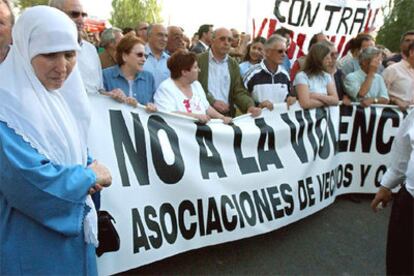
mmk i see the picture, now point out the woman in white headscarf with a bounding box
[0,6,111,275]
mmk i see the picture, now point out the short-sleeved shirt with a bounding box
[293,71,332,95]
[344,69,389,101]
[382,60,414,103]
[143,45,170,89]
[103,65,155,104]
[154,78,210,115]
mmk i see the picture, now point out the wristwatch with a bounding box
[374,98,378,104]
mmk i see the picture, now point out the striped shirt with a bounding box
[243,60,291,104]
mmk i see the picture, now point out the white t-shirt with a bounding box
[78,40,104,94]
[154,78,210,115]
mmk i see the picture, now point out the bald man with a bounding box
[197,27,261,118]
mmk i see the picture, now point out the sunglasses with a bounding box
[271,49,287,54]
[68,10,88,18]
[133,52,145,58]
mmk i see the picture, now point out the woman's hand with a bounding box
[106,88,127,103]
[195,114,211,124]
[88,161,112,188]
[125,97,138,107]
[88,184,103,195]
[145,103,157,113]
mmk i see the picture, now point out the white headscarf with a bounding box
[0,6,98,246]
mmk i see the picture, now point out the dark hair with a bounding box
[303,42,331,76]
[400,30,414,44]
[116,35,145,65]
[308,33,326,51]
[167,50,197,79]
[348,33,374,53]
[122,27,134,35]
[197,24,213,38]
[243,37,266,62]
[273,27,292,38]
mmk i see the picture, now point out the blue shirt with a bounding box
[143,45,170,89]
[282,56,291,74]
[103,65,155,104]
[239,61,254,78]
[344,69,389,101]
[0,121,98,275]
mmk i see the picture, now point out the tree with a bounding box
[16,0,49,10]
[110,0,162,29]
[376,0,414,52]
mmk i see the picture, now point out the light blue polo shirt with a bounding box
[344,69,389,101]
[143,45,170,89]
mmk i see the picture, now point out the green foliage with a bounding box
[377,0,414,52]
[16,0,49,10]
[110,0,162,29]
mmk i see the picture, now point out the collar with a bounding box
[199,40,208,49]
[208,49,228,64]
[145,44,169,59]
[260,60,282,76]
[113,65,145,81]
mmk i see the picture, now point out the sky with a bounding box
[83,0,266,36]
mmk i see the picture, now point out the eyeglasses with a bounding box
[270,49,287,54]
[133,52,145,58]
[67,10,88,19]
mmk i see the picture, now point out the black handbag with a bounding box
[96,210,120,257]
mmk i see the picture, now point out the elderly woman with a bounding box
[154,50,232,124]
[103,35,156,110]
[293,42,339,109]
[344,47,389,107]
[0,6,111,275]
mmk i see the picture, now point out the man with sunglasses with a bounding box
[197,27,261,118]
[0,0,13,64]
[243,35,296,110]
[49,0,105,96]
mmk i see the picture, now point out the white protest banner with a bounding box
[88,95,405,275]
[248,0,385,58]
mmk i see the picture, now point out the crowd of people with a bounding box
[0,0,413,275]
